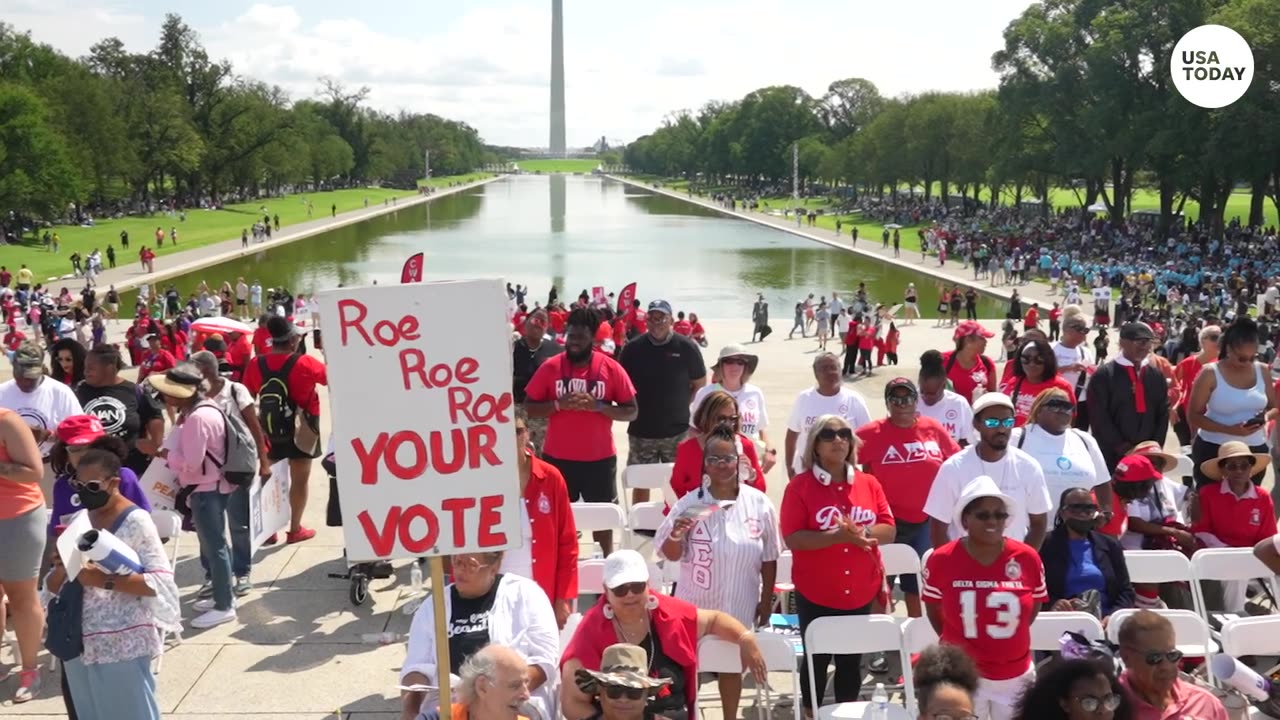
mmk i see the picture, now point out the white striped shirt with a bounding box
[655,484,781,627]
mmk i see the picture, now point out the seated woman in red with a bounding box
[667,389,764,509]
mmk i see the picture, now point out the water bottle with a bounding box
[409,561,424,594]
[870,682,889,720]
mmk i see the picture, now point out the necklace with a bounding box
[612,614,656,672]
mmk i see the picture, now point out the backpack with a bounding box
[197,399,259,487]
[257,354,300,444]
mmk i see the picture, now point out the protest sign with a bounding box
[251,461,293,553]
[139,458,179,512]
[316,278,519,562]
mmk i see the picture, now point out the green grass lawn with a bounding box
[421,172,493,187]
[516,158,601,173]
[8,175,492,283]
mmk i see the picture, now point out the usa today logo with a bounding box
[1171,24,1255,109]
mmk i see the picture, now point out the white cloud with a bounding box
[6,0,1040,147]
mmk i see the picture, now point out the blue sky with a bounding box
[7,0,1039,148]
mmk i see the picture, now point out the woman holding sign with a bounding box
[655,425,780,720]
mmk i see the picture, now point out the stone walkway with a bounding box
[605,175,1055,310]
[73,177,500,297]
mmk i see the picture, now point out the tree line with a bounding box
[622,0,1279,237]
[0,14,497,228]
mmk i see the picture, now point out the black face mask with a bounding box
[77,485,111,511]
[1064,517,1097,535]
[1114,482,1152,502]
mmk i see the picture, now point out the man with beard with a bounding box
[512,309,563,455]
[923,392,1051,550]
[524,307,637,556]
[1087,322,1170,473]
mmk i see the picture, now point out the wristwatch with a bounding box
[103,578,116,591]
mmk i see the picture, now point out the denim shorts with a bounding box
[893,519,931,595]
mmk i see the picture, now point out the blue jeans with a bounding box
[198,484,251,578]
[190,490,234,610]
[64,656,160,720]
[893,519,932,595]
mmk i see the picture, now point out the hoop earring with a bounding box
[645,594,659,611]
[603,604,615,620]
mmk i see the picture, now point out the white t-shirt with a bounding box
[500,503,535,580]
[1120,480,1187,550]
[690,382,769,442]
[0,378,84,457]
[786,386,872,474]
[1010,426,1108,515]
[923,445,1052,542]
[1052,341,1093,401]
[210,380,254,415]
[916,389,975,445]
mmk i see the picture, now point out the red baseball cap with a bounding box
[1114,454,1161,483]
[953,320,995,341]
[56,415,105,447]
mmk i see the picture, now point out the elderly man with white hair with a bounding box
[415,644,531,720]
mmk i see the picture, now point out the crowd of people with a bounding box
[3,263,1280,720]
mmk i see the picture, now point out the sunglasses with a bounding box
[714,414,739,425]
[1020,354,1045,365]
[609,581,648,597]
[1220,458,1255,472]
[1074,694,1122,713]
[1044,400,1076,414]
[603,685,646,700]
[71,478,109,493]
[1128,647,1184,666]
[817,427,854,442]
[1064,503,1100,516]
[704,453,739,466]
[981,418,1016,429]
[970,510,1010,522]
[887,395,917,407]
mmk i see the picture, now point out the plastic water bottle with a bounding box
[409,561,424,594]
[870,682,889,720]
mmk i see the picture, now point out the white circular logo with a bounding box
[1171,25,1254,108]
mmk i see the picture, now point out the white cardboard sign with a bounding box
[250,460,292,553]
[316,279,519,561]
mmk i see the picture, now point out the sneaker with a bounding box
[193,598,218,612]
[286,527,316,544]
[13,668,41,703]
[190,607,237,629]
[197,581,214,599]
[868,652,889,674]
[263,533,280,546]
[233,576,252,597]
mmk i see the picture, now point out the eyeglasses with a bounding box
[1020,355,1045,365]
[817,427,854,442]
[887,395,917,407]
[608,581,648,597]
[452,557,493,573]
[981,418,1016,429]
[1220,458,1255,472]
[1064,503,1100,516]
[1128,647,1184,666]
[515,426,529,435]
[603,685,646,700]
[970,510,1010,522]
[714,414,739,425]
[704,454,739,466]
[1074,694,1122,713]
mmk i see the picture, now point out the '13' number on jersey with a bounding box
[959,590,1020,640]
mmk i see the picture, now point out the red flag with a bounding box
[616,282,637,314]
[400,253,424,284]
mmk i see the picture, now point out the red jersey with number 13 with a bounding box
[921,539,1047,680]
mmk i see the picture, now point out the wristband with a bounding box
[553,399,560,412]
[739,629,755,642]
[596,400,606,412]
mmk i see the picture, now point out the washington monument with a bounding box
[549,0,566,155]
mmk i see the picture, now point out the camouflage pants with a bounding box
[627,433,684,466]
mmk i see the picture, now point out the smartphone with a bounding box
[1246,412,1267,427]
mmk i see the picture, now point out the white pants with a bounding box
[976,667,1035,720]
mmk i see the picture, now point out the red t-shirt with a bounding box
[523,351,636,462]
[138,349,176,381]
[1049,308,1062,323]
[942,351,995,405]
[672,320,692,336]
[1000,375,1077,426]
[667,434,765,511]
[594,321,612,346]
[922,539,1047,680]
[612,319,627,347]
[252,327,272,356]
[549,310,567,334]
[689,322,705,339]
[856,417,960,522]
[1176,356,1205,410]
[629,309,647,335]
[241,352,329,416]
[779,469,894,609]
[4,330,25,352]
[858,325,877,350]
[1024,308,1039,328]
[512,311,527,331]
[1191,482,1277,549]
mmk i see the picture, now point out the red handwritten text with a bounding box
[356,494,509,556]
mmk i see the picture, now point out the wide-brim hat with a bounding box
[713,344,758,375]
[575,644,673,694]
[1129,441,1179,475]
[1200,441,1270,482]
[952,475,1019,530]
[147,367,203,399]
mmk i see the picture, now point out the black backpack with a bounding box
[257,354,300,444]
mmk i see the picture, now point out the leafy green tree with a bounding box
[0,83,80,227]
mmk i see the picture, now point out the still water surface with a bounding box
[133,175,1005,319]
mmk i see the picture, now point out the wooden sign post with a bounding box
[431,557,452,720]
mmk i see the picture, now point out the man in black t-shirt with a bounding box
[512,310,563,455]
[619,299,707,504]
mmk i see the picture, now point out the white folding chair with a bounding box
[803,614,913,720]
[621,462,676,514]
[755,631,804,720]
[1107,609,1216,657]
[626,501,666,553]
[1123,550,1193,585]
[901,617,939,655]
[151,509,183,568]
[571,503,627,557]
[699,636,745,673]
[880,543,922,610]
[575,558,664,599]
[1218,615,1280,657]
[773,550,795,612]
[560,612,582,651]
[1030,612,1104,652]
[1190,547,1280,622]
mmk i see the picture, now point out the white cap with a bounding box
[952,475,1019,529]
[972,392,1015,416]
[602,549,649,589]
